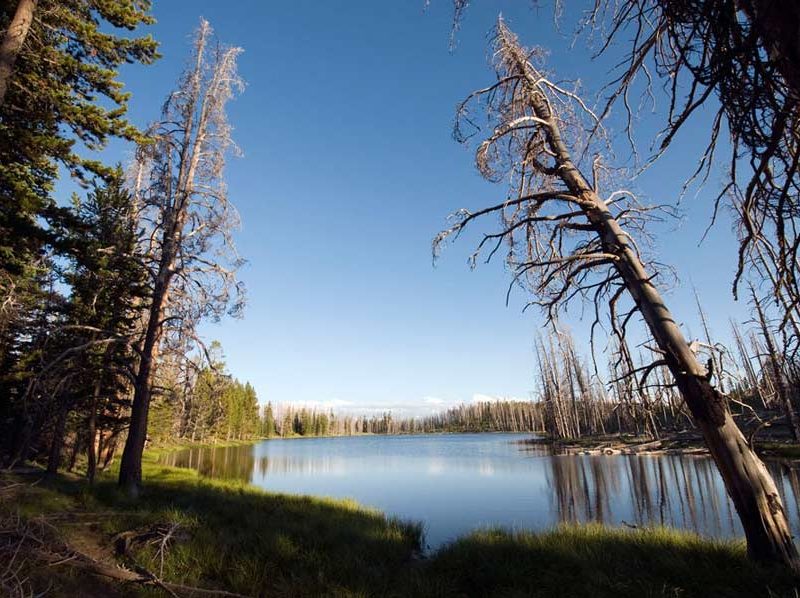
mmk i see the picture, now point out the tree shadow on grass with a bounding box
[412,525,799,598]
[11,465,422,597]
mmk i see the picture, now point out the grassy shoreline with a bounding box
[2,449,798,597]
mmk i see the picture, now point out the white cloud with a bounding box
[471,393,530,403]
[423,396,446,405]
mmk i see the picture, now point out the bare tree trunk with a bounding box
[67,432,82,472]
[0,0,36,108]
[522,83,798,568]
[101,431,119,470]
[444,22,798,566]
[46,402,68,475]
[118,281,170,496]
[86,380,100,484]
[117,21,213,496]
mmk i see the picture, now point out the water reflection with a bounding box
[546,454,744,536]
[162,444,257,482]
[158,434,800,549]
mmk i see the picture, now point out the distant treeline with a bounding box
[260,400,542,438]
[256,298,800,442]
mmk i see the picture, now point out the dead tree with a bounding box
[118,19,245,496]
[435,18,798,569]
[450,0,800,353]
[751,287,800,441]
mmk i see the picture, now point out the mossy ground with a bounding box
[2,448,798,597]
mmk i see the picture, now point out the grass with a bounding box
[422,525,797,598]
[2,449,798,597]
[4,451,422,597]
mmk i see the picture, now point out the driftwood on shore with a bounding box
[519,430,712,457]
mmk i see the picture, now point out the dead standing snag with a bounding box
[118,19,245,496]
[436,18,799,569]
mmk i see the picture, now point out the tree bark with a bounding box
[117,278,170,496]
[46,402,68,475]
[517,63,799,567]
[117,22,216,496]
[101,430,119,470]
[86,379,101,483]
[0,0,36,108]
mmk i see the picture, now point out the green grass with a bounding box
[3,451,798,597]
[4,454,422,597]
[420,525,797,598]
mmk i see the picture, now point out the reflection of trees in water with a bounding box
[159,445,800,540]
[549,456,621,524]
[769,462,800,528]
[163,449,541,480]
[159,445,255,482]
[255,455,349,477]
[252,455,534,478]
[548,455,800,538]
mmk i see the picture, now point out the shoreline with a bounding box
[517,433,800,461]
[148,430,542,452]
[150,430,800,461]
[1,460,795,597]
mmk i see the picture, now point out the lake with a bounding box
[158,433,800,550]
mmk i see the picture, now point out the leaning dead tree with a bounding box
[118,19,245,496]
[581,0,800,347]
[449,0,800,355]
[435,18,798,569]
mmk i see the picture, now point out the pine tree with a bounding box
[0,0,157,278]
[62,170,147,480]
[0,3,157,463]
[262,402,275,438]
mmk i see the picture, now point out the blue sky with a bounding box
[91,1,751,415]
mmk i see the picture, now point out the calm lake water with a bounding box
[159,433,800,549]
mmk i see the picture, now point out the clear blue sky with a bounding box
[95,1,750,415]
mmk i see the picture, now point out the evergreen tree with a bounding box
[61,171,147,480]
[0,0,157,278]
[0,2,157,465]
[262,402,275,438]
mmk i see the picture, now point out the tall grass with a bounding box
[3,460,797,597]
[419,525,796,597]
